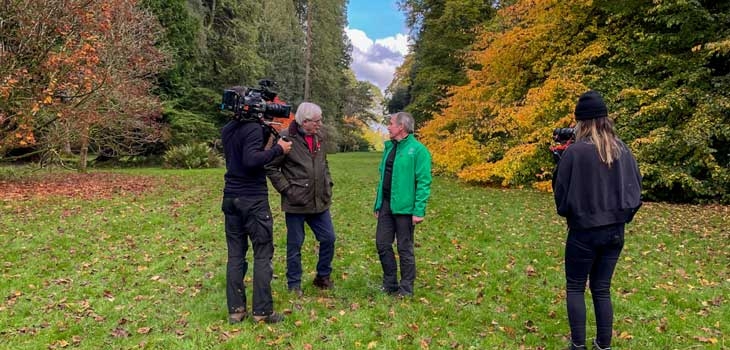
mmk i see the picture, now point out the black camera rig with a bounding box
[221,79,292,139]
[221,79,291,121]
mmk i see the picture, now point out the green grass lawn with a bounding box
[1,152,727,349]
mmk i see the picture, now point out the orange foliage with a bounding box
[1,0,169,163]
[420,0,602,189]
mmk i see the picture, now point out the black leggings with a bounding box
[565,224,624,347]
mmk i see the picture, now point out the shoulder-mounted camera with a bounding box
[221,79,291,122]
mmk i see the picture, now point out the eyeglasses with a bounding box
[305,118,322,124]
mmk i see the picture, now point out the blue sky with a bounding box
[347,0,407,39]
[346,0,410,93]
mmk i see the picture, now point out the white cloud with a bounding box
[346,27,410,93]
[375,34,409,56]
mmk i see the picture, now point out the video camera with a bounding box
[221,79,291,122]
[549,127,575,162]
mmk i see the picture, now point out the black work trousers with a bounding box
[375,199,416,295]
[222,196,275,316]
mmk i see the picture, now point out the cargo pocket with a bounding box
[249,210,274,245]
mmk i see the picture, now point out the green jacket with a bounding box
[373,134,432,217]
[266,123,333,214]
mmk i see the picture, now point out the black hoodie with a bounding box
[222,120,283,198]
[553,139,642,229]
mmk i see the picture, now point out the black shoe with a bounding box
[567,343,586,350]
[592,339,610,350]
[228,310,248,324]
[253,311,285,324]
[396,291,413,298]
[313,275,334,290]
[380,286,398,295]
[289,286,303,297]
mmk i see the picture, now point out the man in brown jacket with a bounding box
[266,102,336,296]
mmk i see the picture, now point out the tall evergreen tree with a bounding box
[195,0,266,88]
[140,0,202,98]
[259,0,306,105]
[399,0,496,127]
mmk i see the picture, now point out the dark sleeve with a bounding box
[325,156,333,187]
[553,147,574,217]
[265,153,289,193]
[242,126,283,169]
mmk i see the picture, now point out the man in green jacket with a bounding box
[373,111,432,297]
[266,102,336,296]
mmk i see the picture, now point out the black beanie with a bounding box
[574,90,608,120]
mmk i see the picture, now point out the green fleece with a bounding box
[373,134,432,217]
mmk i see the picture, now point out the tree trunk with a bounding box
[303,0,312,100]
[78,124,89,173]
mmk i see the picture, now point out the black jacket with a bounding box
[222,120,283,198]
[266,122,333,214]
[553,139,642,229]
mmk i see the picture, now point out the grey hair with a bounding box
[391,112,415,133]
[295,102,322,125]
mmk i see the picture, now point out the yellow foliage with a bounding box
[419,0,601,187]
[458,143,539,186]
[532,180,553,192]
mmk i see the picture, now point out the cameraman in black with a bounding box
[221,86,292,324]
[553,90,642,350]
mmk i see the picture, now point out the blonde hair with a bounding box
[574,118,623,167]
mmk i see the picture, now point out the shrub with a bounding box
[163,143,222,169]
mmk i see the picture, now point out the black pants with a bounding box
[375,200,416,295]
[565,224,624,347]
[222,196,275,316]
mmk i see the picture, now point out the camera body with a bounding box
[550,127,575,163]
[221,79,291,121]
[552,127,575,144]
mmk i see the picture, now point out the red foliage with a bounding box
[0,173,159,200]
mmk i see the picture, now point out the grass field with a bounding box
[1,152,727,349]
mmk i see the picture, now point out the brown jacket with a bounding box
[266,122,333,214]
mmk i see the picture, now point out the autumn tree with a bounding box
[418,0,730,203]
[1,0,169,171]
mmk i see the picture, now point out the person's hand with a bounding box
[374,211,379,219]
[277,138,292,154]
[412,216,424,225]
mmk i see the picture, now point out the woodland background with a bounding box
[2,0,729,204]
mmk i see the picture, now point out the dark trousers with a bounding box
[375,200,416,295]
[565,224,625,347]
[284,210,337,288]
[222,196,275,316]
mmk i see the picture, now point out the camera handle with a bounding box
[260,119,289,143]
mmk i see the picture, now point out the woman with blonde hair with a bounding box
[553,90,642,350]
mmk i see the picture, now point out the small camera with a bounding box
[549,128,575,163]
[552,127,575,144]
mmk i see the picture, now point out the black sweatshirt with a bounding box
[553,139,642,230]
[222,120,283,198]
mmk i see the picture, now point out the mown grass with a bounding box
[1,152,727,349]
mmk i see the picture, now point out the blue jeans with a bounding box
[222,196,275,316]
[565,224,624,348]
[285,210,336,288]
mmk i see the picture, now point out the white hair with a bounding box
[295,102,322,125]
[392,112,415,133]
